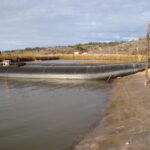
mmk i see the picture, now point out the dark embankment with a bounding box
[0,63,145,80]
[74,70,150,150]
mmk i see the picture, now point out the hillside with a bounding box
[6,38,147,55]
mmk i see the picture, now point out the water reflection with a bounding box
[0,77,110,90]
[0,77,111,150]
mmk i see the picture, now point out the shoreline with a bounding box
[0,53,145,62]
[0,62,145,80]
[74,69,150,150]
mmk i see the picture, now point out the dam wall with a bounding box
[0,63,146,80]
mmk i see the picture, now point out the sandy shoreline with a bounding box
[74,70,150,150]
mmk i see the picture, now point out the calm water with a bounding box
[0,77,110,150]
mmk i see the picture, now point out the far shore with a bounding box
[0,53,146,62]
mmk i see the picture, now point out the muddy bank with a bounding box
[74,70,150,150]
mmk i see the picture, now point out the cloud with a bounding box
[0,0,150,50]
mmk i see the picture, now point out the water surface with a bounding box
[0,78,110,150]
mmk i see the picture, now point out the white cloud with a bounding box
[0,0,150,50]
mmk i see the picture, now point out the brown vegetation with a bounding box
[0,38,148,62]
[0,53,59,62]
[0,52,146,63]
[6,38,146,55]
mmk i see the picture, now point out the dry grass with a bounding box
[0,52,147,62]
[0,53,59,61]
[55,54,146,62]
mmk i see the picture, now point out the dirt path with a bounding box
[74,70,150,150]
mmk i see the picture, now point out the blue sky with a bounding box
[0,0,150,51]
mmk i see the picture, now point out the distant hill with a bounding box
[7,38,147,55]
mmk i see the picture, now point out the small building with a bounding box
[2,60,11,67]
[74,51,79,55]
[82,52,88,55]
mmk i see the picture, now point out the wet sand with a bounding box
[74,70,150,150]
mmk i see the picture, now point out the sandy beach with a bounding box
[74,70,150,150]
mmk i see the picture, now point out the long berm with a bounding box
[0,61,146,80]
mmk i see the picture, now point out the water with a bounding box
[26,59,129,65]
[74,71,150,150]
[0,78,110,150]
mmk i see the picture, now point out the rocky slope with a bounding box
[8,38,147,55]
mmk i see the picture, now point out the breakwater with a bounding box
[0,62,145,80]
